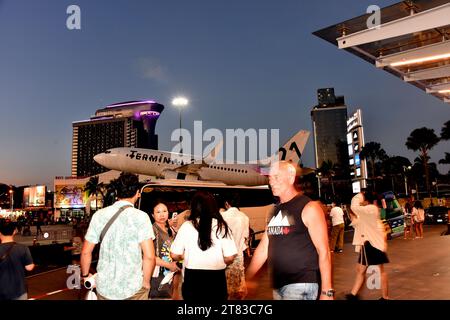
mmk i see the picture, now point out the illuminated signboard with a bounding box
[355,154,361,166]
[54,185,88,209]
[347,133,352,145]
[347,109,367,193]
[348,144,353,156]
[23,186,46,207]
[352,181,361,193]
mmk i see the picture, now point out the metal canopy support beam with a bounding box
[337,3,450,49]
[376,40,450,68]
[426,82,450,93]
[404,64,450,81]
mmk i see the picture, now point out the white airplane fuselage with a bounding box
[94,148,269,186]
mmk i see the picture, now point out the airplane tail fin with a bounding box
[259,130,310,166]
[203,140,223,165]
[279,130,310,164]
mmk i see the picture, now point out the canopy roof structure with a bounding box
[313,0,450,104]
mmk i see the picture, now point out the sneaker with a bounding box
[336,249,343,253]
[345,293,359,300]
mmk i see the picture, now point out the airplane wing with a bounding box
[173,163,207,175]
[169,140,223,175]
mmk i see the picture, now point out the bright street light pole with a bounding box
[403,166,411,196]
[172,97,189,154]
[9,189,13,213]
[317,172,322,199]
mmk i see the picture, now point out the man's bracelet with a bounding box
[81,274,90,278]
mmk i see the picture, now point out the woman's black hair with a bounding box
[364,188,382,207]
[404,202,412,213]
[413,201,423,209]
[188,191,230,251]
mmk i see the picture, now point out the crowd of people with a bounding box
[2,161,433,301]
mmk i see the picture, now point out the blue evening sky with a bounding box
[0,0,449,188]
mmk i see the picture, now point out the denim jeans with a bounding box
[273,283,319,300]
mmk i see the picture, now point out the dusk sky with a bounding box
[0,0,449,188]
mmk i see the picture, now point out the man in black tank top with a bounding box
[246,161,333,300]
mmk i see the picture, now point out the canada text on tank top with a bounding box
[267,194,310,236]
[267,210,293,236]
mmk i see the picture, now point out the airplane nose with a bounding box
[93,153,105,165]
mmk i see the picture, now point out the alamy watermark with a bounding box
[66,5,81,30]
[170,121,281,165]
[366,266,381,290]
[66,264,81,290]
[366,5,381,30]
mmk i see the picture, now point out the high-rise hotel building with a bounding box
[72,100,164,177]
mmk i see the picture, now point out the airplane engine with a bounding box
[185,174,199,181]
[161,170,178,179]
[161,170,200,181]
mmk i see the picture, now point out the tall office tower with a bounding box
[72,100,164,177]
[311,88,348,169]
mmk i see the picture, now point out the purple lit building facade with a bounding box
[71,100,164,177]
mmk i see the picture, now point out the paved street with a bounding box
[246,224,450,300]
[15,225,74,246]
[25,224,450,300]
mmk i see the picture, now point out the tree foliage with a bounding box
[405,127,440,196]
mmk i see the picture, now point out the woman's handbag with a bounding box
[150,227,172,299]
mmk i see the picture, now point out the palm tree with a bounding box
[84,176,104,212]
[359,142,387,190]
[441,120,450,140]
[382,156,412,193]
[440,121,450,177]
[439,153,450,165]
[319,160,337,198]
[103,177,121,207]
[405,127,440,198]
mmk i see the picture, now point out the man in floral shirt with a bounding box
[81,173,156,300]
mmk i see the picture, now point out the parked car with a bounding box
[425,206,449,224]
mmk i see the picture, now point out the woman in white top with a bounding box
[346,190,389,300]
[411,201,425,239]
[170,191,237,302]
